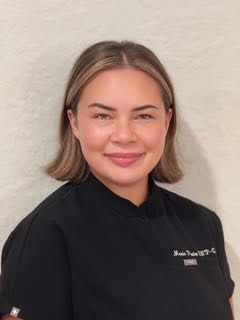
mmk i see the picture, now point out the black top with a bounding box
[0,171,235,320]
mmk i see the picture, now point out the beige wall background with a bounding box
[0,0,239,317]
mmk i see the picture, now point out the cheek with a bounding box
[77,122,109,151]
[77,119,168,153]
[140,125,167,150]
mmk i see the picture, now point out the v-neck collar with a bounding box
[84,171,164,220]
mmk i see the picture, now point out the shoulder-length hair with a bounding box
[43,40,183,183]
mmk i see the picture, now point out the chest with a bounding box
[65,211,233,320]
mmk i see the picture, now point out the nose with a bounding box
[111,118,137,144]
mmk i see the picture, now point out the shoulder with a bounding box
[155,185,225,247]
[30,181,82,218]
[156,184,217,221]
[1,181,84,260]
[16,180,85,225]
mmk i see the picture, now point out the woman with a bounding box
[0,40,235,320]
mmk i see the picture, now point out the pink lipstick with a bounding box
[105,153,144,167]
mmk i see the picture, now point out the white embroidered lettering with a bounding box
[172,247,216,257]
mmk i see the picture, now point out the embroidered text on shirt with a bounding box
[173,247,216,257]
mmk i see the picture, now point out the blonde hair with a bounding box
[43,40,183,183]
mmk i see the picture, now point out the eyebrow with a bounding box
[88,102,159,112]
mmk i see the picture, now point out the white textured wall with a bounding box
[0,0,239,316]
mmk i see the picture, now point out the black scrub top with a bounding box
[0,171,235,320]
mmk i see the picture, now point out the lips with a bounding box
[105,153,143,158]
[105,153,143,166]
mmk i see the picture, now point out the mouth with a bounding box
[104,153,144,166]
[104,153,143,158]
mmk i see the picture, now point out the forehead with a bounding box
[79,68,164,106]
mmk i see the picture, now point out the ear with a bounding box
[67,109,80,139]
[165,108,173,132]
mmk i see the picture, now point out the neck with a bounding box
[90,171,149,207]
[111,179,149,207]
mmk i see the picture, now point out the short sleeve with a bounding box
[208,211,235,299]
[0,215,72,319]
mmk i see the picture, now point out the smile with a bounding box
[105,153,144,167]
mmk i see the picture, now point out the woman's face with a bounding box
[67,67,172,187]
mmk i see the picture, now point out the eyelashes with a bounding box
[93,113,154,120]
[93,113,110,120]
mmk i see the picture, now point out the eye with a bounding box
[93,113,112,120]
[137,114,153,120]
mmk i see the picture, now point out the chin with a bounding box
[106,170,147,184]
